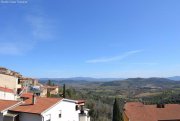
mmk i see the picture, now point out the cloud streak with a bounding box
[0,43,21,55]
[0,41,35,56]
[86,50,143,63]
[131,62,158,66]
[26,15,55,40]
[0,14,56,56]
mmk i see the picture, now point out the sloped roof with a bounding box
[10,97,62,114]
[124,102,180,121]
[0,100,20,112]
[0,86,14,93]
[20,92,33,99]
[76,100,85,104]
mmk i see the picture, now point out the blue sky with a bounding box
[0,0,180,78]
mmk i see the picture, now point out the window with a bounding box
[18,78,20,84]
[59,110,62,118]
[75,105,79,111]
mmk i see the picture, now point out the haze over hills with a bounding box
[39,76,180,82]
[168,76,180,81]
[39,77,125,82]
[101,77,180,88]
[39,77,180,90]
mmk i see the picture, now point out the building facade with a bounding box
[0,87,17,100]
[0,74,21,93]
[1,96,90,121]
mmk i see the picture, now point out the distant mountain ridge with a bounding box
[168,76,180,81]
[101,77,180,89]
[39,77,180,90]
[39,77,124,82]
[39,76,180,82]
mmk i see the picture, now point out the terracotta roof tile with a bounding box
[76,100,85,104]
[0,100,20,112]
[10,97,62,114]
[20,93,33,99]
[124,102,180,121]
[0,86,14,93]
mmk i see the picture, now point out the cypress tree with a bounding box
[47,89,51,97]
[47,80,52,86]
[63,84,66,98]
[112,98,121,121]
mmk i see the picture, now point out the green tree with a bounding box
[47,80,52,86]
[47,89,51,97]
[112,98,121,121]
[63,84,66,98]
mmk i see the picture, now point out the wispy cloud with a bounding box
[86,50,143,63]
[0,41,35,56]
[0,43,21,55]
[0,13,56,56]
[26,15,55,40]
[131,62,158,66]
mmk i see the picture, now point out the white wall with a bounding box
[79,110,90,121]
[8,99,90,121]
[19,113,42,121]
[0,91,16,100]
[42,99,79,121]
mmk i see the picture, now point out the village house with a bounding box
[40,85,59,97]
[0,100,22,121]
[0,94,90,121]
[0,67,40,99]
[0,67,90,121]
[0,86,17,100]
[0,74,21,95]
[123,102,180,121]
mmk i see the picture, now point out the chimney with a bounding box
[80,105,84,114]
[32,93,36,105]
[157,103,165,108]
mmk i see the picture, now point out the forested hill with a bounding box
[40,77,180,90]
[101,77,180,89]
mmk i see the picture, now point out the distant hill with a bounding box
[39,77,124,82]
[101,77,180,89]
[168,76,180,81]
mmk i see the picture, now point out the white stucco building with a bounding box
[0,95,90,121]
[0,68,90,121]
[0,87,17,100]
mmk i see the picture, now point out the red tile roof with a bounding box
[76,100,85,104]
[20,93,33,99]
[0,100,20,112]
[124,102,180,121]
[0,86,14,93]
[10,97,63,114]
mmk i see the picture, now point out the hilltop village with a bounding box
[0,67,180,121]
[0,67,90,121]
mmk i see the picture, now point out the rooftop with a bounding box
[0,100,20,112]
[20,92,33,99]
[10,97,62,114]
[124,102,180,121]
[0,86,14,93]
